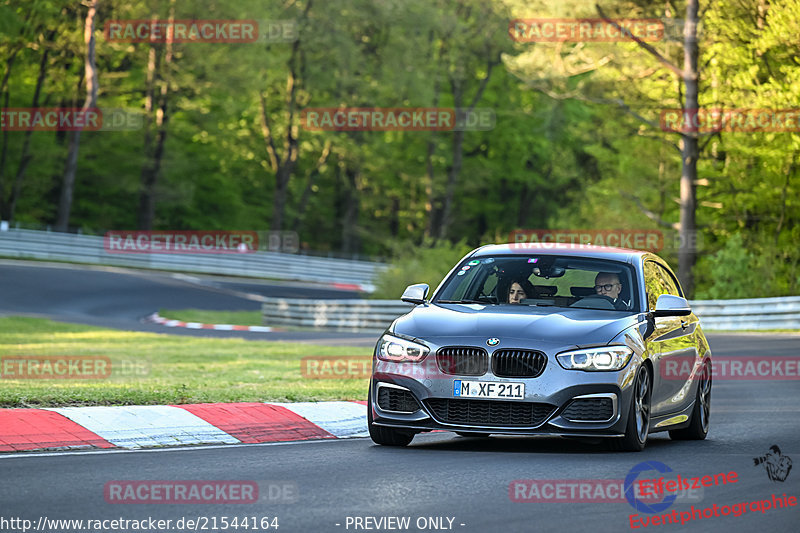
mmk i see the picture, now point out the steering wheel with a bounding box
[571,294,617,310]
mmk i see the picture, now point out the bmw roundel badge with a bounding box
[487,338,500,346]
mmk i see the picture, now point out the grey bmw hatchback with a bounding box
[368,243,712,451]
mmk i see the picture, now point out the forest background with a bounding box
[0,0,797,300]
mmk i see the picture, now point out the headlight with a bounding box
[377,334,429,363]
[556,346,633,371]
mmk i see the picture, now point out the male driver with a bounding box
[594,272,630,310]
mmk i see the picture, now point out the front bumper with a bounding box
[370,353,638,437]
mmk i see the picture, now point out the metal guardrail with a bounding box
[2,228,797,331]
[690,296,800,331]
[261,297,413,333]
[0,228,385,289]
[261,296,800,332]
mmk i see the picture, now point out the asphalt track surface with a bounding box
[2,336,799,533]
[1,260,799,532]
[0,260,377,345]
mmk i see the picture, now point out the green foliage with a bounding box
[371,238,474,299]
[0,0,798,297]
[695,233,755,299]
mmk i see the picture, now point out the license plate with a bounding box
[453,380,525,399]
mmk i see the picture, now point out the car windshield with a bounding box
[434,255,639,312]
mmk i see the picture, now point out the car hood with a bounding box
[392,303,642,350]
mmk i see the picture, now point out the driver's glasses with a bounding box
[595,283,619,292]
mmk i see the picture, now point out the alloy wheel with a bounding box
[635,369,650,442]
[698,363,712,432]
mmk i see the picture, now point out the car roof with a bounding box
[468,243,650,263]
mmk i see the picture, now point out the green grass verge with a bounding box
[0,317,371,408]
[159,308,263,326]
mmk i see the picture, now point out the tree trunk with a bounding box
[340,166,360,255]
[389,196,400,237]
[262,1,310,232]
[0,47,21,219]
[9,42,51,221]
[140,94,171,229]
[424,133,439,239]
[271,166,291,231]
[436,52,497,240]
[424,30,442,240]
[137,6,174,230]
[438,128,464,239]
[678,0,699,296]
[55,0,99,231]
[292,139,331,232]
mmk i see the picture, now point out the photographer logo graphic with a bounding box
[754,445,793,482]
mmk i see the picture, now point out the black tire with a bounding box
[455,432,490,438]
[670,360,711,440]
[610,365,651,452]
[367,386,415,446]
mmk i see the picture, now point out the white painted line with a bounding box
[273,401,368,438]
[146,312,276,333]
[171,273,201,283]
[44,406,240,449]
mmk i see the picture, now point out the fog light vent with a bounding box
[377,386,420,413]
[562,397,614,422]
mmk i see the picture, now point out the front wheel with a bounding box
[367,386,415,446]
[610,365,651,452]
[670,360,711,440]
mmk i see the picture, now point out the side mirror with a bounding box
[652,294,692,317]
[401,283,429,305]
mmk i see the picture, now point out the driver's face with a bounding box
[595,273,622,300]
[508,282,526,304]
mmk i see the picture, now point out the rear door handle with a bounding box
[681,320,688,329]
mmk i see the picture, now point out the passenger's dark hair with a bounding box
[497,276,535,303]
